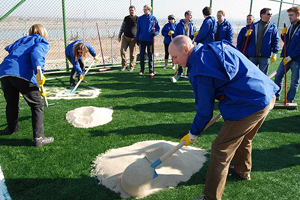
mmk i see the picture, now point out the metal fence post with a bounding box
[62,0,69,72]
[277,0,283,28]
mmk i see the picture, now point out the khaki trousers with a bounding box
[204,96,276,200]
[120,35,136,69]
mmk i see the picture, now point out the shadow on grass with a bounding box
[261,114,300,133]
[5,175,122,200]
[0,138,32,146]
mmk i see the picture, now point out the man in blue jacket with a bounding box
[237,14,255,57]
[136,4,160,77]
[247,8,279,74]
[214,10,234,44]
[274,6,300,103]
[173,10,197,82]
[0,24,54,147]
[169,35,278,200]
[194,6,216,44]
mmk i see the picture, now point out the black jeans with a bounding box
[1,76,44,138]
[67,56,85,85]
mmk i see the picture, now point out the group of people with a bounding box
[0,4,299,200]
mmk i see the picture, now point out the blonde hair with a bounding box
[29,24,48,39]
[144,4,152,12]
[73,42,88,61]
[217,10,225,16]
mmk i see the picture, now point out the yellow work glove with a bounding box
[193,30,199,38]
[36,74,46,86]
[39,88,47,97]
[282,27,287,35]
[94,57,98,61]
[180,132,198,146]
[79,74,84,81]
[283,56,292,65]
[168,30,174,36]
[246,29,253,36]
[270,53,277,64]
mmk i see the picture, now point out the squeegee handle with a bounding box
[37,66,48,107]
[159,113,222,163]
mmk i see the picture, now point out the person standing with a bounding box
[136,4,160,77]
[173,10,197,82]
[169,35,278,200]
[247,8,279,75]
[214,10,234,44]
[0,24,54,147]
[118,5,138,72]
[161,14,177,69]
[194,6,216,44]
[274,6,300,103]
[65,40,97,86]
[237,14,255,57]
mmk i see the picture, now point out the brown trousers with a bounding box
[120,35,137,69]
[204,96,276,200]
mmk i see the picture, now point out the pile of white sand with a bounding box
[46,86,101,100]
[0,165,11,200]
[66,106,113,128]
[92,140,207,198]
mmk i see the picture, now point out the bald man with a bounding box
[169,35,278,200]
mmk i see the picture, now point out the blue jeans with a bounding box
[249,57,270,75]
[274,60,300,102]
[139,41,153,73]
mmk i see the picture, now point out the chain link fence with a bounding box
[0,0,298,72]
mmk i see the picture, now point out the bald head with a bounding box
[169,35,194,67]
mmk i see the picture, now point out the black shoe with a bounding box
[276,97,280,101]
[34,136,54,147]
[228,165,251,180]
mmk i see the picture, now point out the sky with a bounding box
[1,0,300,21]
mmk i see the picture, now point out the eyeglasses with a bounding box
[168,18,174,20]
[266,13,272,16]
[77,51,83,54]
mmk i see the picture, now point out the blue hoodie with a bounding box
[65,40,97,76]
[174,19,197,40]
[161,22,177,44]
[0,34,50,86]
[187,40,279,136]
[136,13,160,42]
[280,22,300,61]
[247,21,279,57]
[215,19,234,43]
[195,16,216,44]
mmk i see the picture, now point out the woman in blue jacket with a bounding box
[161,14,177,69]
[0,24,54,147]
[65,40,97,86]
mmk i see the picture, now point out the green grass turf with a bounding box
[0,57,299,200]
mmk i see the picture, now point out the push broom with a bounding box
[274,23,298,109]
[96,23,110,73]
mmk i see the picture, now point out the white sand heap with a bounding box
[46,86,101,100]
[66,106,113,128]
[92,140,207,198]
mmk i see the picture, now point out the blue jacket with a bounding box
[187,41,279,136]
[280,23,300,61]
[237,24,253,55]
[214,19,234,43]
[65,40,96,76]
[161,22,177,44]
[247,21,279,57]
[174,19,197,40]
[0,34,50,86]
[195,16,216,44]
[136,14,160,42]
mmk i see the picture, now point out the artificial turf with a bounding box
[0,58,299,200]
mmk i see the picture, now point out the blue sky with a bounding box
[1,0,299,21]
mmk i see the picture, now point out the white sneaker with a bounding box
[172,66,176,70]
[150,72,155,76]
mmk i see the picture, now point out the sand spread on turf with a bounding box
[92,140,207,198]
[66,106,113,128]
[45,86,101,100]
